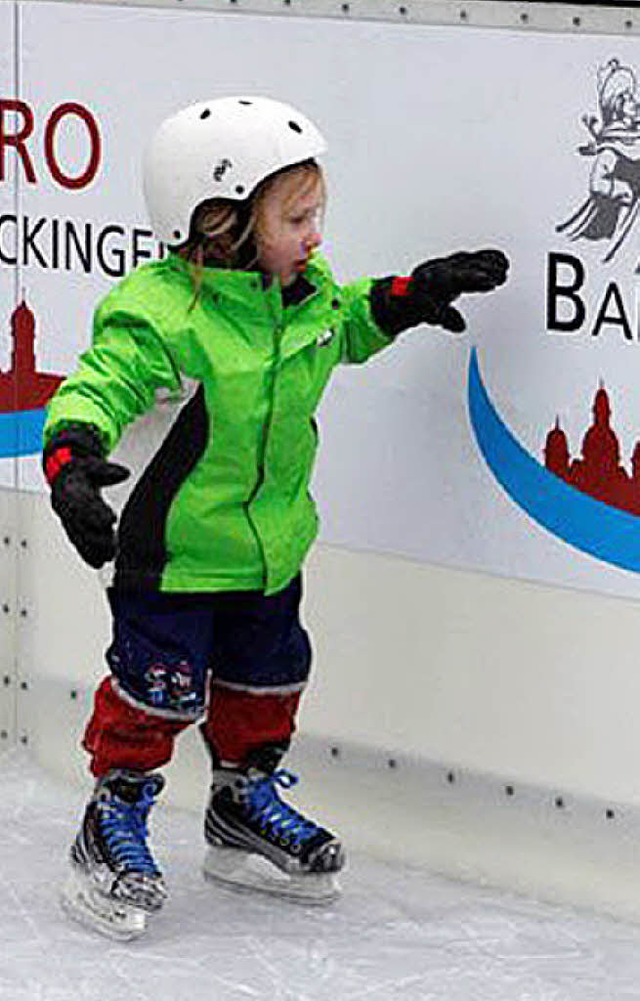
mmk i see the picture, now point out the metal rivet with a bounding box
[330,746,340,758]
[19,681,28,691]
[459,9,468,20]
[20,735,28,745]
[3,676,10,686]
[554,796,565,809]
[388,758,398,770]
[606,808,616,820]
[2,536,9,546]
[19,609,27,619]
[447,771,456,784]
[20,539,27,549]
[519,12,528,23]
[505,785,515,797]
[572,15,581,26]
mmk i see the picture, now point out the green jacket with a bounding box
[44,251,392,595]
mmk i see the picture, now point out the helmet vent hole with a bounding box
[239,100,253,106]
[200,109,211,120]
[173,230,182,241]
[288,120,303,134]
[235,184,245,195]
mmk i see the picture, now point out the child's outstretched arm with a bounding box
[369,249,509,336]
[42,309,182,568]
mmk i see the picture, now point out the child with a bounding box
[42,95,509,939]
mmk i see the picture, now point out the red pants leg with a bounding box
[83,677,192,778]
[202,683,302,766]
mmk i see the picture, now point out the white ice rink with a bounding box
[4,748,640,1001]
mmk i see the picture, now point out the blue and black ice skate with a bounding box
[204,760,345,903]
[61,770,167,940]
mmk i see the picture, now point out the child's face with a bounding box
[256,176,323,287]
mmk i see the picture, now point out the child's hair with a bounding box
[179,159,325,302]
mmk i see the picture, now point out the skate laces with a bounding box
[244,769,320,847]
[98,781,161,876]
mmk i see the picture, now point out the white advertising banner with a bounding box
[7,1,640,598]
[0,2,17,490]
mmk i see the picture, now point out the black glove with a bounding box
[43,423,130,569]
[370,248,510,336]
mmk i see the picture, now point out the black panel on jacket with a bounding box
[113,385,208,591]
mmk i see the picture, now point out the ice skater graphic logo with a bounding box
[213,157,233,182]
[556,58,640,266]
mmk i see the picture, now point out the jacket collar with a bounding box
[282,274,316,307]
[167,252,317,305]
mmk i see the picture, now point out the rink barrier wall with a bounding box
[4,0,640,923]
[44,0,640,38]
[0,490,18,750]
[23,654,640,926]
[11,489,640,923]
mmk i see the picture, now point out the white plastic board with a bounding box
[8,1,640,601]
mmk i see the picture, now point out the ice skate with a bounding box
[60,770,167,940]
[203,765,344,904]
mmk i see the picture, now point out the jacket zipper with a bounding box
[244,295,285,584]
[245,282,322,584]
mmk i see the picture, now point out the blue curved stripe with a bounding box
[468,347,640,573]
[0,408,46,458]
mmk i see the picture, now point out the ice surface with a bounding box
[3,746,640,1001]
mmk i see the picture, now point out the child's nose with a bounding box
[305,228,322,251]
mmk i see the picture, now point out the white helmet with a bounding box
[143,95,327,245]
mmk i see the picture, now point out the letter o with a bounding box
[44,102,101,190]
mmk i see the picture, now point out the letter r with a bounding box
[0,100,36,183]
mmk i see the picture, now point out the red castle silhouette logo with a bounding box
[544,384,640,516]
[0,299,64,412]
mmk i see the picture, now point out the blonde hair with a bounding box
[180,159,325,304]
[254,160,325,250]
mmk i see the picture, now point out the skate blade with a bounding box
[60,867,148,941]
[203,845,341,905]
